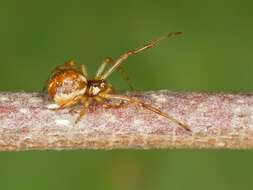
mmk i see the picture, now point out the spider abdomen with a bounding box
[48,70,87,106]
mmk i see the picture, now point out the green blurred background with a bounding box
[1,0,253,189]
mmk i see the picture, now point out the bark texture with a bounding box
[0,91,253,151]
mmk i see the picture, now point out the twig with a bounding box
[0,91,253,151]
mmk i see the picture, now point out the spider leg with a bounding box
[63,60,76,68]
[96,57,134,90]
[100,94,190,131]
[108,60,134,90]
[55,60,77,71]
[81,64,88,77]
[96,57,112,78]
[75,96,91,123]
[49,96,81,111]
[94,95,125,109]
[46,60,77,82]
[42,82,48,93]
[101,32,182,80]
[102,101,125,109]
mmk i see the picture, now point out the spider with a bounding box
[46,32,190,131]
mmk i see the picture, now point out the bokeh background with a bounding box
[1,0,253,189]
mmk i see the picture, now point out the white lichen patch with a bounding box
[132,119,149,133]
[104,113,118,123]
[0,96,9,102]
[230,107,242,129]
[29,97,43,104]
[23,135,32,140]
[0,124,8,130]
[236,99,245,104]
[248,107,253,118]
[46,103,60,109]
[216,141,226,147]
[19,108,29,114]
[132,119,145,128]
[55,118,71,126]
[150,94,167,103]
[233,107,243,114]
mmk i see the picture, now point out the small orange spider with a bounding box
[46,32,190,131]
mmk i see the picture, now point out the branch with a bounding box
[0,91,253,151]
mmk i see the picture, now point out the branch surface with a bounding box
[0,91,253,151]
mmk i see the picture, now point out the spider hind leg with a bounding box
[100,94,191,131]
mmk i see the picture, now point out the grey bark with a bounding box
[0,91,252,151]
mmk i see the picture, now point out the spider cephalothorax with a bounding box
[87,79,108,97]
[46,32,191,131]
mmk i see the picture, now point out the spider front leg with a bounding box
[96,57,134,90]
[80,64,88,77]
[100,94,191,131]
[96,57,113,78]
[101,32,182,80]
